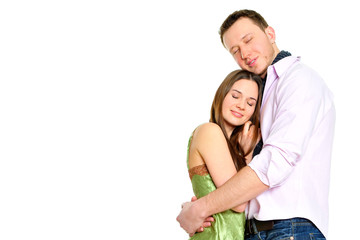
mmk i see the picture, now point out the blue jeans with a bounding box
[245,218,326,240]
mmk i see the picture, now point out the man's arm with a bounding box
[176,166,268,234]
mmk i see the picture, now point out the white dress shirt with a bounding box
[247,56,336,238]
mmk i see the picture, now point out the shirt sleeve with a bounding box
[249,64,325,188]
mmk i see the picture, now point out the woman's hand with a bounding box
[239,121,259,154]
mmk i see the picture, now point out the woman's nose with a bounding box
[236,101,245,109]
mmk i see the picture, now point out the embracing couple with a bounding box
[177,9,335,240]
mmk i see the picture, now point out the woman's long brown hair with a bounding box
[210,70,263,171]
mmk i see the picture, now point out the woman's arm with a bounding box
[192,123,246,212]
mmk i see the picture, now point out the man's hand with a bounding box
[177,201,202,235]
[190,197,214,235]
[177,197,213,236]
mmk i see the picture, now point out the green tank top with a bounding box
[187,133,245,240]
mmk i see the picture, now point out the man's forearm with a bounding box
[197,166,269,217]
[176,166,269,234]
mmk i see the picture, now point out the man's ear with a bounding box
[265,26,276,43]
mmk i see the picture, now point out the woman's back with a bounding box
[187,123,245,240]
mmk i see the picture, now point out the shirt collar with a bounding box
[261,56,301,109]
[270,55,300,79]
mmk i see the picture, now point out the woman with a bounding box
[187,69,262,239]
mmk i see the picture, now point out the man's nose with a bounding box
[240,46,250,60]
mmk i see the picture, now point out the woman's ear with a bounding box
[265,26,276,43]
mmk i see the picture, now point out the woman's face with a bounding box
[222,79,258,136]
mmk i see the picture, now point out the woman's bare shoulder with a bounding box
[194,122,221,134]
[192,122,225,145]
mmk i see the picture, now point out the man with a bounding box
[177,9,335,239]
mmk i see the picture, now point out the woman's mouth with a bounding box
[231,110,243,118]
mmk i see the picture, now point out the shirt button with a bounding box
[290,237,294,240]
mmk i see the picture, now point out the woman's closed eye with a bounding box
[232,94,239,99]
[247,100,256,107]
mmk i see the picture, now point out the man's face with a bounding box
[222,18,278,78]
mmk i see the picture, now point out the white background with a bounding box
[0,0,359,239]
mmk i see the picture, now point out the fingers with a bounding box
[193,217,214,235]
[243,121,252,135]
[202,222,211,228]
[243,121,254,136]
[205,217,215,222]
[203,216,214,227]
[244,121,259,137]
